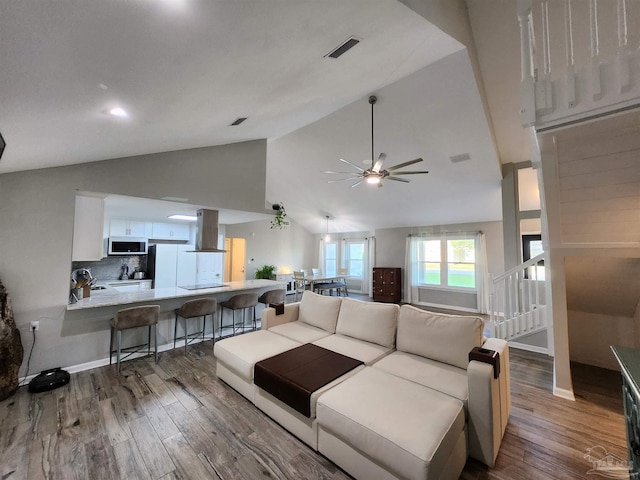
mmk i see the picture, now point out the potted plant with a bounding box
[255,264,277,280]
[270,202,288,229]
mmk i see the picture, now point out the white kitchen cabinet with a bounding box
[196,252,224,284]
[110,219,151,237]
[72,195,105,261]
[150,222,191,241]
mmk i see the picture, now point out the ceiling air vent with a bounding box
[230,117,247,126]
[450,153,471,163]
[325,37,360,59]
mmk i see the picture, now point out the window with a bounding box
[522,234,545,280]
[413,235,477,290]
[346,241,365,277]
[324,242,337,276]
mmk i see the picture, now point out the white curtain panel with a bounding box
[365,237,375,297]
[318,238,325,274]
[476,232,490,314]
[405,236,419,303]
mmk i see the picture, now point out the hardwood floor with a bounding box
[0,339,630,479]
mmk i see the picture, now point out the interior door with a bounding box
[224,237,246,282]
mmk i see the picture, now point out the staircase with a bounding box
[489,253,548,348]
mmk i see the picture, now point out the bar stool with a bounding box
[174,298,217,354]
[219,292,259,336]
[109,305,160,373]
[257,288,286,307]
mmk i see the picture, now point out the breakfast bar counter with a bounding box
[67,279,284,311]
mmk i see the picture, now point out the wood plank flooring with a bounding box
[0,340,630,479]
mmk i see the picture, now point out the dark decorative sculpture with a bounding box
[0,280,23,400]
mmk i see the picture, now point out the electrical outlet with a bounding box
[30,320,39,331]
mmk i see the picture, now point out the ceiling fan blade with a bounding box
[372,153,386,173]
[327,176,362,183]
[351,179,364,188]
[386,176,410,183]
[339,158,365,172]
[389,170,429,175]
[323,170,361,174]
[386,158,423,171]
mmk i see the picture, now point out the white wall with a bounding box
[568,310,636,371]
[0,140,267,376]
[224,218,315,279]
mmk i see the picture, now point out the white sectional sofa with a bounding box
[213,291,510,480]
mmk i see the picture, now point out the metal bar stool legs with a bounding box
[109,305,160,373]
[219,292,259,338]
[174,298,217,355]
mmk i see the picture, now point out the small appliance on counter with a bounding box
[133,271,146,279]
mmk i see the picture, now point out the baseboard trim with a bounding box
[553,386,576,401]
[508,341,550,355]
[18,336,210,386]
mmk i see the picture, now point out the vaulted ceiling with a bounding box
[0,0,528,233]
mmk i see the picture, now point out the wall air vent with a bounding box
[450,153,471,163]
[325,37,360,59]
[230,117,247,126]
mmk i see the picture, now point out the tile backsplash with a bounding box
[71,255,148,282]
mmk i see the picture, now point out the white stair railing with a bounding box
[519,0,640,130]
[490,253,547,342]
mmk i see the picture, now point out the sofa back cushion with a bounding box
[396,305,484,369]
[335,298,399,349]
[298,290,342,333]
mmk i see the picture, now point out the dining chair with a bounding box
[293,271,308,301]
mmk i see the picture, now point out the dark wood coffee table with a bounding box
[254,343,363,417]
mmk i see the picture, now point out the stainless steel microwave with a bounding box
[107,237,148,255]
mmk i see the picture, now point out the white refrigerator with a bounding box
[148,244,198,289]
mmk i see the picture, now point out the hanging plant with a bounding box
[270,202,288,229]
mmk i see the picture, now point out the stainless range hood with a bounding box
[192,209,226,252]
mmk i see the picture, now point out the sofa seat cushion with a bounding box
[213,330,301,381]
[268,321,332,343]
[313,334,392,365]
[373,351,469,408]
[335,298,399,348]
[397,305,484,369]
[317,367,465,480]
[298,291,342,333]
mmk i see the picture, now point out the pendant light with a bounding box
[324,215,331,242]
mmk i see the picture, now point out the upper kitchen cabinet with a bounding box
[150,222,191,241]
[109,219,151,237]
[72,195,105,261]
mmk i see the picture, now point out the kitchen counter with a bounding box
[67,279,284,311]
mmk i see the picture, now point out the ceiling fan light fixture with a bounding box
[366,175,381,184]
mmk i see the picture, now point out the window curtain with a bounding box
[363,237,375,297]
[476,232,490,314]
[318,238,325,274]
[405,235,421,303]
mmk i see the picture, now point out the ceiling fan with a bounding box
[324,95,429,188]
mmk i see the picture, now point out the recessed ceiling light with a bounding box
[109,107,128,118]
[168,214,197,221]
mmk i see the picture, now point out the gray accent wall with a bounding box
[0,140,267,376]
[225,218,315,280]
[375,220,504,308]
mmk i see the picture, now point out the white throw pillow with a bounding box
[396,305,484,369]
[298,290,342,333]
[335,297,399,348]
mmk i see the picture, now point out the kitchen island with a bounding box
[62,279,285,345]
[67,279,283,311]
